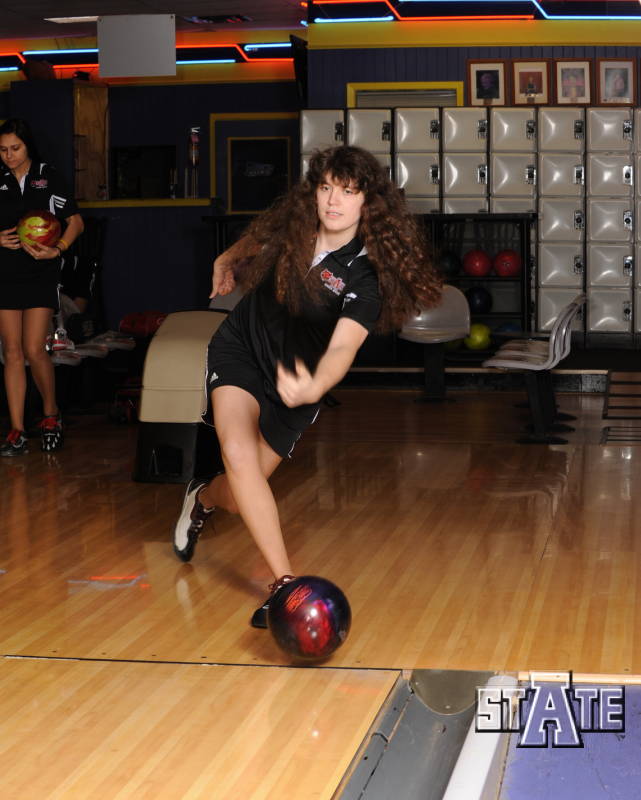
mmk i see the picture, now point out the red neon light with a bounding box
[315,0,534,21]
[0,51,25,63]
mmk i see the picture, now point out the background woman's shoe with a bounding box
[0,430,28,457]
[40,414,63,452]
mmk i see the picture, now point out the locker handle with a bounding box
[574,210,585,230]
[381,121,391,142]
[477,164,488,184]
[429,164,440,184]
[526,119,536,139]
[525,165,537,185]
[573,256,584,274]
[624,210,634,230]
[624,256,634,276]
[429,120,440,139]
[623,120,633,141]
[623,165,634,186]
[574,120,585,140]
[573,166,585,185]
[477,119,488,139]
[334,121,344,142]
[624,302,632,321]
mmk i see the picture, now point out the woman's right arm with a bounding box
[210,234,258,298]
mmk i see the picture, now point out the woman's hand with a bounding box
[277,359,320,408]
[0,227,20,250]
[210,254,236,298]
[21,240,60,260]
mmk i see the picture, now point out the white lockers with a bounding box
[300,106,641,335]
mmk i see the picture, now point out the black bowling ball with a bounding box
[465,286,493,314]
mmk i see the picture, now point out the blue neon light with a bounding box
[243,42,291,51]
[0,67,18,72]
[314,16,395,22]
[23,48,98,55]
[176,59,237,64]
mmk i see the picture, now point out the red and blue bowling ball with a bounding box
[465,286,493,314]
[462,249,492,277]
[493,249,521,277]
[268,576,351,662]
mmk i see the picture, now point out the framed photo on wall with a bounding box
[512,59,550,105]
[597,58,636,106]
[467,60,507,106]
[227,136,290,214]
[555,59,592,105]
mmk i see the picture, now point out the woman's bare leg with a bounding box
[0,310,27,431]
[22,307,58,417]
[205,385,289,579]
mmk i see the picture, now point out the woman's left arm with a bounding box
[276,317,369,408]
[21,213,84,261]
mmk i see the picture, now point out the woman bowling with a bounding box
[0,118,84,455]
[172,145,442,627]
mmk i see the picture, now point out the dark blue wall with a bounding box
[308,45,641,106]
[0,90,10,120]
[109,81,301,197]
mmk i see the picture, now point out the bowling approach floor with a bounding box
[2,387,641,798]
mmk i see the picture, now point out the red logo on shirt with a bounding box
[30,179,48,189]
[320,268,345,295]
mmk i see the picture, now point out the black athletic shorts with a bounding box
[203,326,321,459]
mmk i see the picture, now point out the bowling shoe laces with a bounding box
[0,429,28,457]
[173,479,215,563]
[40,414,63,452]
[250,574,296,629]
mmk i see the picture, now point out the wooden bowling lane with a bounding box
[0,656,399,799]
[3,389,641,674]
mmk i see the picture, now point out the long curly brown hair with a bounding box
[230,145,441,332]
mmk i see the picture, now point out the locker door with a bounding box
[300,110,345,153]
[442,107,488,152]
[395,108,440,152]
[538,154,584,197]
[490,198,536,213]
[587,199,634,242]
[539,198,585,242]
[587,154,634,197]
[442,153,488,196]
[587,288,632,331]
[395,153,440,196]
[637,243,641,286]
[635,108,641,153]
[442,197,489,214]
[538,107,585,153]
[491,153,537,197]
[346,109,392,152]
[538,243,584,287]
[636,288,641,331]
[586,243,633,287]
[374,153,392,180]
[490,108,536,152]
[537,288,585,331]
[586,108,633,152]
[406,197,441,213]
[637,200,641,241]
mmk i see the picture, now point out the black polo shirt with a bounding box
[0,162,78,283]
[221,236,382,385]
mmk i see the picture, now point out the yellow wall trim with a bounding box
[308,19,641,49]
[346,81,464,107]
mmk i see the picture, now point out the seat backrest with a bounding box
[552,294,586,365]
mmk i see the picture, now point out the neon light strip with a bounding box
[0,67,18,72]
[243,42,292,50]
[315,0,641,21]
[177,59,237,64]
[23,48,98,55]
[315,15,395,21]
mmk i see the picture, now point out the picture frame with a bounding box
[512,59,551,105]
[227,136,290,214]
[597,58,635,106]
[555,59,592,105]
[467,60,507,107]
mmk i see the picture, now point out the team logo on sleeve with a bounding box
[49,195,67,214]
[320,268,346,295]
